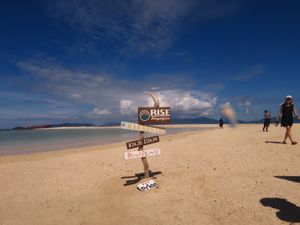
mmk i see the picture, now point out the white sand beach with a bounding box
[0,124,299,225]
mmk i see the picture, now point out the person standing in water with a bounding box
[219,117,224,128]
[263,110,271,132]
[275,95,300,145]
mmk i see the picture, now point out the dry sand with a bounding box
[0,124,300,225]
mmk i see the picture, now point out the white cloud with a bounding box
[151,86,160,91]
[147,90,217,118]
[69,93,82,100]
[17,57,117,105]
[88,108,111,118]
[16,57,219,120]
[120,100,137,115]
[17,58,106,86]
[220,102,231,108]
[119,90,217,118]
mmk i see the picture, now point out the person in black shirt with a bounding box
[219,117,224,128]
[275,95,300,145]
[263,110,271,132]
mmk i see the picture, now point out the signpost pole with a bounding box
[139,93,160,178]
[139,131,150,178]
[136,92,163,179]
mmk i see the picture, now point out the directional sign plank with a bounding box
[126,136,160,149]
[124,148,161,160]
[120,121,166,134]
[137,179,159,192]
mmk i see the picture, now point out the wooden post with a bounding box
[138,92,160,179]
[139,131,149,178]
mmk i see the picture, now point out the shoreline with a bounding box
[37,124,218,130]
[0,124,217,160]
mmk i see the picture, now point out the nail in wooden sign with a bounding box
[137,179,159,192]
[124,148,161,160]
[126,136,160,149]
[138,107,171,124]
[120,121,166,134]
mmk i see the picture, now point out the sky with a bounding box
[1,0,300,128]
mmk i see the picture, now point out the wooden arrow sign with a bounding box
[126,136,160,149]
[120,121,166,134]
[124,148,161,160]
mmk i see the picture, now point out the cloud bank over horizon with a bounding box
[0,56,220,127]
[0,51,282,128]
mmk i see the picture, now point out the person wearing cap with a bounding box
[275,95,300,145]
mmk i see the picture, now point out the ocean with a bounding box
[0,126,209,156]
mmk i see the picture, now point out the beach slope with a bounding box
[0,124,300,225]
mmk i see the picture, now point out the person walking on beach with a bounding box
[219,117,224,128]
[275,95,300,145]
[263,110,271,132]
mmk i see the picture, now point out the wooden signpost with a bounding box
[122,92,171,187]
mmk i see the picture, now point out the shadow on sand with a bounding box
[265,141,285,144]
[260,198,300,223]
[274,176,300,184]
[121,170,162,186]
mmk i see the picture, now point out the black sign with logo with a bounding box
[138,107,171,124]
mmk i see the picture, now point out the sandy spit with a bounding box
[0,124,299,225]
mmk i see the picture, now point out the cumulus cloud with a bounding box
[119,90,217,118]
[146,90,217,118]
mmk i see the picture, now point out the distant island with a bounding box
[12,123,96,130]
[8,116,299,130]
[8,117,284,130]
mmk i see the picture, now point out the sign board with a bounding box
[137,179,159,192]
[124,148,161,160]
[138,107,171,124]
[126,136,160,149]
[120,121,166,134]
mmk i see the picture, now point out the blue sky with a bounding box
[1,0,300,128]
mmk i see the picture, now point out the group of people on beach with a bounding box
[263,95,300,145]
[219,95,300,145]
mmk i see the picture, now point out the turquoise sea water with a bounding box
[0,127,209,156]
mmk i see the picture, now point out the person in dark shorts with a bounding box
[275,95,300,145]
[263,110,271,132]
[219,117,224,128]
